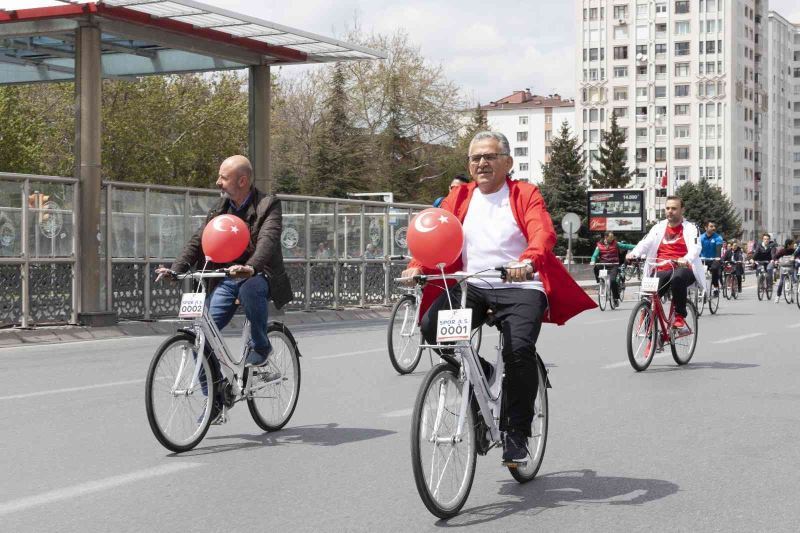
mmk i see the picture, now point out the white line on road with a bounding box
[313,348,385,360]
[0,379,142,401]
[787,323,800,329]
[712,333,765,344]
[382,408,413,418]
[0,335,152,352]
[603,353,669,369]
[0,463,202,517]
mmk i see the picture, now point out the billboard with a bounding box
[587,189,645,232]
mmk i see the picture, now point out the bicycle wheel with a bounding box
[671,301,698,365]
[618,277,626,304]
[784,276,794,304]
[597,281,607,311]
[248,323,301,431]
[388,295,423,374]
[708,286,720,314]
[796,279,800,310]
[626,300,657,371]
[411,362,477,519]
[625,267,633,281]
[509,359,548,483]
[731,276,739,300]
[470,325,482,354]
[146,332,215,453]
[757,275,764,301]
[766,277,773,300]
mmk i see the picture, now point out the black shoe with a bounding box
[502,430,529,465]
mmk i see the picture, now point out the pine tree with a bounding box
[591,113,633,189]
[676,178,743,238]
[539,120,591,255]
[382,72,414,200]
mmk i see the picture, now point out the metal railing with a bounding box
[0,172,426,327]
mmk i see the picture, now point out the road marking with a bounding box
[0,379,142,401]
[787,323,800,329]
[382,408,413,418]
[585,318,625,325]
[0,335,153,352]
[604,353,668,369]
[313,348,384,360]
[712,333,765,344]
[0,463,202,517]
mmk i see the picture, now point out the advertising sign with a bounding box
[587,189,645,232]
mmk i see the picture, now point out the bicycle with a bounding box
[776,257,797,304]
[145,269,301,453]
[626,259,698,371]
[754,260,773,301]
[388,256,482,375]
[402,269,549,519]
[594,262,625,311]
[691,258,721,316]
[721,260,742,300]
[624,258,643,281]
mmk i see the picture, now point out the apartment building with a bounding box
[766,11,800,240]
[480,91,575,184]
[576,0,775,239]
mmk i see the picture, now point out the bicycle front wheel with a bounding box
[671,301,698,365]
[597,282,607,311]
[388,295,423,374]
[708,287,720,314]
[248,323,301,431]
[145,332,215,453]
[627,300,657,371]
[757,275,764,301]
[411,363,477,519]
[509,358,548,483]
[784,277,794,304]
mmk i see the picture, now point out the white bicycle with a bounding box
[401,269,549,518]
[145,269,301,453]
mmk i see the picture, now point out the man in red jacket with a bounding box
[402,131,596,465]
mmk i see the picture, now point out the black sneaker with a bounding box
[502,430,529,465]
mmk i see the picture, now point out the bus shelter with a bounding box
[0,0,384,326]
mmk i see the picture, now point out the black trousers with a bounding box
[593,264,621,300]
[420,284,548,437]
[704,259,721,288]
[656,267,696,318]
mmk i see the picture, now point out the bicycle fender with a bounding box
[537,353,552,389]
[268,321,301,357]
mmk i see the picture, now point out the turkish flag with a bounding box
[660,168,668,189]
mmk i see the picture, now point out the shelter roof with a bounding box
[0,0,385,84]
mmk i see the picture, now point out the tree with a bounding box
[676,178,742,238]
[0,86,44,174]
[539,120,591,255]
[591,113,633,189]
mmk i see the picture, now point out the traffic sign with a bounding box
[561,212,581,235]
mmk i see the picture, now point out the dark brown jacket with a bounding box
[171,187,292,308]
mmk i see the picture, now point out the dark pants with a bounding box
[656,268,696,318]
[705,260,721,288]
[420,284,548,437]
[593,264,620,300]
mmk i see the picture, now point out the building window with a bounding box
[675,125,690,138]
[654,147,667,161]
[675,62,690,77]
[675,1,690,15]
[674,84,690,97]
[613,5,628,19]
[655,86,666,98]
[614,87,628,101]
[655,2,667,15]
[675,42,690,56]
[675,21,690,35]
[613,107,628,118]
[589,48,599,61]
[514,147,528,157]
[636,148,648,163]
[517,132,528,142]
[519,163,529,172]
[636,4,649,19]
[613,46,628,60]
[675,167,690,182]
[675,146,690,160]
[590,129,600,143]
[544,130,552,141]
[636,24,649,40]
[654,43,667,55]
[636,127,647,139]
[519,116,528,125]
[614,66,628,78]
[675,104,690,115]
[655,64,667,78]
[636,44,648,57]
[614,25,629,39]
[705,40,716,54]
[636,87,648,100]
[589,108,599,122]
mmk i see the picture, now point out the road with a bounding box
[2,286,800,532]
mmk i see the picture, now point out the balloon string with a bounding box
[439,264,454,311]
[197,258,210,293]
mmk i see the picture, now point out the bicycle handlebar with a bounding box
[394,267,530,284]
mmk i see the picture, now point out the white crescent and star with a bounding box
[211,215,240,233]
[414,212,450,233]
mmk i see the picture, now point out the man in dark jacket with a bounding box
[156,155,291,367]
[752,233,777,290]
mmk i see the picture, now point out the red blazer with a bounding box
[409,178,597,325]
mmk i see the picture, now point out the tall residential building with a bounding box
[481,91,575,184]
[766,11,800,240]
[576,0,777,239]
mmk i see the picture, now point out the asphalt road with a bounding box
[2,286,800,532]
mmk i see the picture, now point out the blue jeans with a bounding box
[208,275,271,353]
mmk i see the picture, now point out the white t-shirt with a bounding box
[461,183,544,291]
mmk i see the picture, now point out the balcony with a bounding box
[636,114,648,122]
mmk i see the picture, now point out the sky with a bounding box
[5,0,800,105]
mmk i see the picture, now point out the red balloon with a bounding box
[407,208,464,268]
[201,214,250,263]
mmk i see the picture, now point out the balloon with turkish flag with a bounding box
[407,208,464,268]
[201,214,250,263]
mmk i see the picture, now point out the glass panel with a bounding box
[27,181,74,258]
[337,204,361,259]
[364,206,387,259]
[111,188,145,258]
[188,193,217,235]
[310,202,335,260]
[281,200,307,259]
[0,179,22,257]
[388,208,409,258]
[148,191,185,260]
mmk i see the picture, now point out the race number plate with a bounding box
[436,309,472,343]
[178,293,205,318]
[641,276,660,293]
[598,269,608,279]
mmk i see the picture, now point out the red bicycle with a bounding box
[626,259,699,371]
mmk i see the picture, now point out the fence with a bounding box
[0,172,426,327]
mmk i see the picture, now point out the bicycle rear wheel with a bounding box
[509,358,548,483]
[411,362,477,519]
[388,295,423,374]
[757,274,764,301]
[671,301,698,365]
[597,281,607,311]
[248,323,301,431]
[731,276,739,300]
[784,277,794,304]
[626,300,657,371]
[146,332,215,453]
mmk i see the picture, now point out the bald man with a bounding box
[156,156,291,418]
